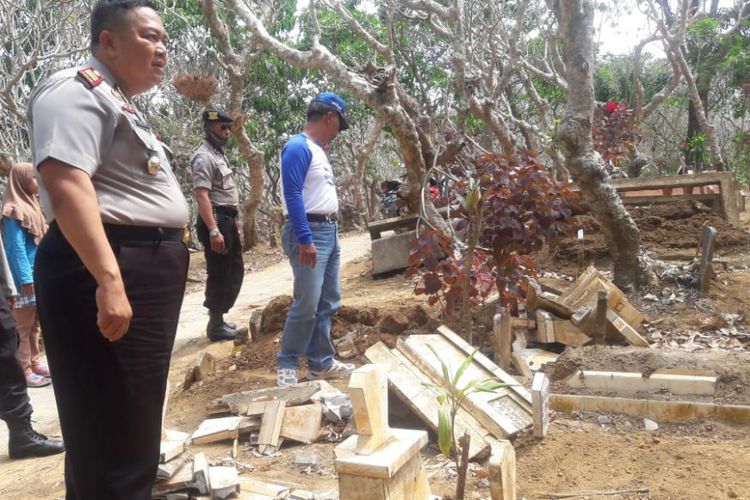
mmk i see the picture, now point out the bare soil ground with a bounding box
[2,204,749,499]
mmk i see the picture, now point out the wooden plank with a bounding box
[606,310,649,347]
[191,416,242,445]
[611,171,731,192]
[397,335,532,438]
[159,440,184,464]
[510,317,536,329]
[364,341,491,459]
[258,400,286,454]
[488,440,516,500]
[549,394,750,424]
[526,279,574,319]
[280,403,322,444]
[435,325,532,401]
[531,310,555,343]
[494,311,512,371]
[246,401,267,416]
[620,193,719,205]
[152,459,194,496]
[238,478,291,498]
[564,370,717,395]
[531,373,550,438]
[192,452,210,495]
[511,349,559,380]
[552,320,591,347]
[157,456,187,480]
[558,266,644,328]
[207,380,333,415]
[558,265,599,307]
[334,428,428,479]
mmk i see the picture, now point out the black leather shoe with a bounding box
[207,323,238,342]
[8,418,65,459]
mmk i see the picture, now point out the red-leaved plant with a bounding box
[406,151,578,340]
[593,100,640,167]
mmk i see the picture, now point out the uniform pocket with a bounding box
[217,162,235,190]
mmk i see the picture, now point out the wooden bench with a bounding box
[366,214,422,240]
[611,172,741,225]
[366,207,450,241]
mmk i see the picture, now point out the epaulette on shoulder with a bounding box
[76,67,104,89]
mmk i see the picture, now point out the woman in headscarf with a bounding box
[1,163,49,387]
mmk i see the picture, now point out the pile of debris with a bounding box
[153,380,350,499]
[496,265,649,380]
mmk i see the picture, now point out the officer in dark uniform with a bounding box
[27,1,189,498]
[0,232,64,459]
[190,108,244,342]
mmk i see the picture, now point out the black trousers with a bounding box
[35,225,189,500]
[196,207,244,314]
[0,295,32,424]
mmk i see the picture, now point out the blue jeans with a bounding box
[278,221,340,371]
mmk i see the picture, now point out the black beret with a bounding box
[202,108,233,123]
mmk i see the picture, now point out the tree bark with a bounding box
[554,0,648,290]
[351,118,384,224]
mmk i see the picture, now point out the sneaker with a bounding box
[25,373,51,388]
[277,368,298,387]
[307,360,356,380]
[32,361,51,378]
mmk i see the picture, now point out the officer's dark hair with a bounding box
[306,102,336,122]
[91,0,158,50]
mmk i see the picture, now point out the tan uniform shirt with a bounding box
[27,56,189,228]
[190,141,239,207]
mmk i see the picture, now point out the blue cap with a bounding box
[311,92,349,131]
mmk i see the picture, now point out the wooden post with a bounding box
[531,373,550,439]
[488,440,516,500]
[494,311,512,371]
[576,229,585,276]
[592,291,608,344]
[347,365,394,455]
[698,226,717,294]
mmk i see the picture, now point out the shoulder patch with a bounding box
[76,67,104,89]
[191,154,205,169]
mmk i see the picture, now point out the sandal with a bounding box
[26,373,51,388]
[32,361,51,378]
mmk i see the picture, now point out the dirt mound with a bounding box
[261,294,293,333]
[235,297,439,371]
[546,345,750,404]
[554,201,750,262]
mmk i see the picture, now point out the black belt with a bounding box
[305,213,337,223]
[214,205,238,218]
[104,224,184,243]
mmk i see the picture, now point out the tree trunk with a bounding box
[554,0,648,290]
[236,133,264,248]
[352,118,384,223]
[203,0,266,249]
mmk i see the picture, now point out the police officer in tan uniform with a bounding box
[190,109,244,342]
[27,1,188,498]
